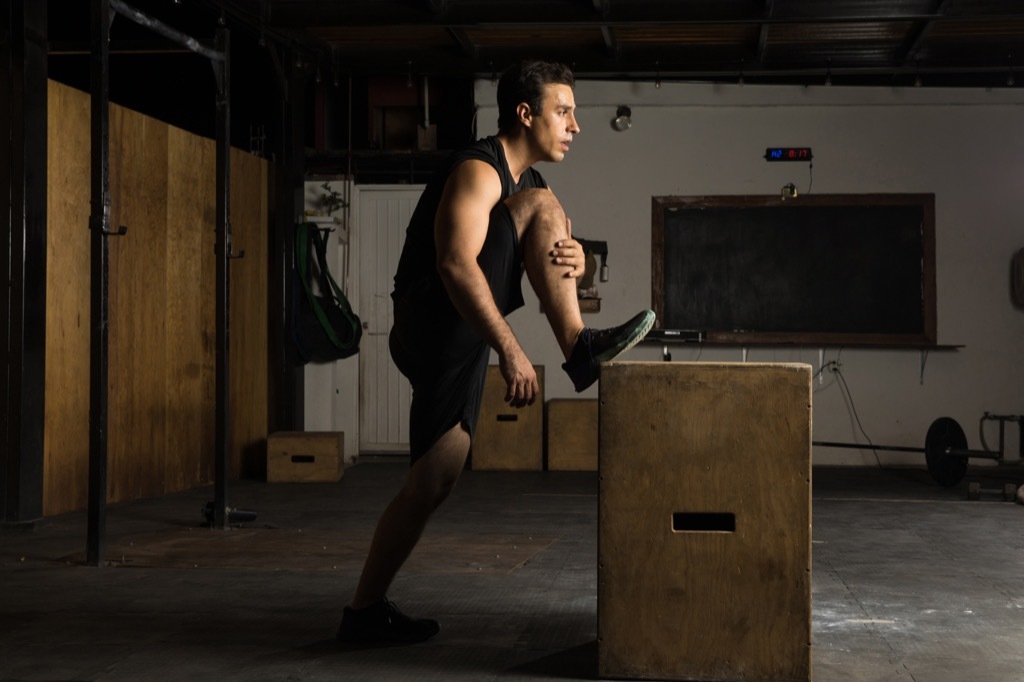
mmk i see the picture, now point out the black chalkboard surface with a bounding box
[651,194,936,346]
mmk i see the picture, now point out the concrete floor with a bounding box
[2,461,1024,682]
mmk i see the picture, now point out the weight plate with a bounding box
[925,417,968,487]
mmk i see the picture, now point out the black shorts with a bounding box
[389,201,525,464]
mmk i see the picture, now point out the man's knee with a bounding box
[406,425,470,509]
[504,188,564,234]
[431,474,460,510]
[407,461,461,511]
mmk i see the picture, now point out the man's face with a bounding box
[526,83,580,162]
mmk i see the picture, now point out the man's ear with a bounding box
[516,102,532,127]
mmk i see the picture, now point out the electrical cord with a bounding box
[812,348,883,469]
[812,363,831,382]
[833,364,884,469]
[811,347,842,382]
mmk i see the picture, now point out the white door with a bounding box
[356,185,424,453]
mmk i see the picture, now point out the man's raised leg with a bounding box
[505,189,655,392]
[506,189,586,359]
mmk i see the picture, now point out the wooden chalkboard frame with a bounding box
[651,194,936,347]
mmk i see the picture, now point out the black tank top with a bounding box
[391,136,548,303]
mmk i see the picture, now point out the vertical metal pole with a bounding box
[213,26,231,530]
[2,0,47,527]
[0,6,9,520]
[87,0,111,564]
[269,47,306,433]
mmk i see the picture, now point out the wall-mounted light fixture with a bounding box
[611,105,632,131]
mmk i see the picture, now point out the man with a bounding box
[339,60,654,644]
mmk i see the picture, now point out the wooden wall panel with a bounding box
[43,81,270,515]
[43,80,91,515]
[165,126,216,489]
[107,104,170,503]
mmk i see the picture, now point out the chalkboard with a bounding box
[651,194,936,346]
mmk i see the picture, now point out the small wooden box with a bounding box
[599,362,812,682]
[267,431,345,482]
[471,365,544,471]
[546,399,598,471]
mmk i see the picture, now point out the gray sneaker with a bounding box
[562,309,655,392]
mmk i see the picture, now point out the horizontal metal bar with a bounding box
[109,0,223,62]
[268,4,1024,30]
[49,40,195,56]
[949,449,1001,460]
[813,440,925,454]
[499,62,1019,80]
[463,14,1024,30]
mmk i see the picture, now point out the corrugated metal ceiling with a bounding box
[228,0,1024,87]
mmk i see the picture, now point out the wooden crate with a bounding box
[598,362,812,682]
[266,431,345,482]
[471,365,544,471]
[546,399,598,471]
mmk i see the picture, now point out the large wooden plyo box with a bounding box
[546,399,599,471]
[472,365,544,471]
[266,431,345,483]
[598,362,812,682]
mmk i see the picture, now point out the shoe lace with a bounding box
[381,598,405,624]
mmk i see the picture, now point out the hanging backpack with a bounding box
[290,222,362,364]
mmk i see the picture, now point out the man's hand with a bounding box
[499,347,539,408]
[550,218,586,279]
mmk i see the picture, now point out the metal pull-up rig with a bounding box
[88,0,244,566]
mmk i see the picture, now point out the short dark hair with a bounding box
[496,60,575,133]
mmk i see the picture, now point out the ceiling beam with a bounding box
[591,0,617,55]
[325,42,1023,80]
[599,25,617,56]
[424,0,448,15]
[447,26,477,58]
[898,0,951,67]
[265,3,1024,30]
[756,0,774,65]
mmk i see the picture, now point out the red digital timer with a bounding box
[764,147,813,161]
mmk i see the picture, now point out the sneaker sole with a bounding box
[337,622,440,645]
[592,309,656,365]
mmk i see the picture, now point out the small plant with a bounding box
[320,181,347,216]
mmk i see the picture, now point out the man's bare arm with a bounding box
[434,160,538,407]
